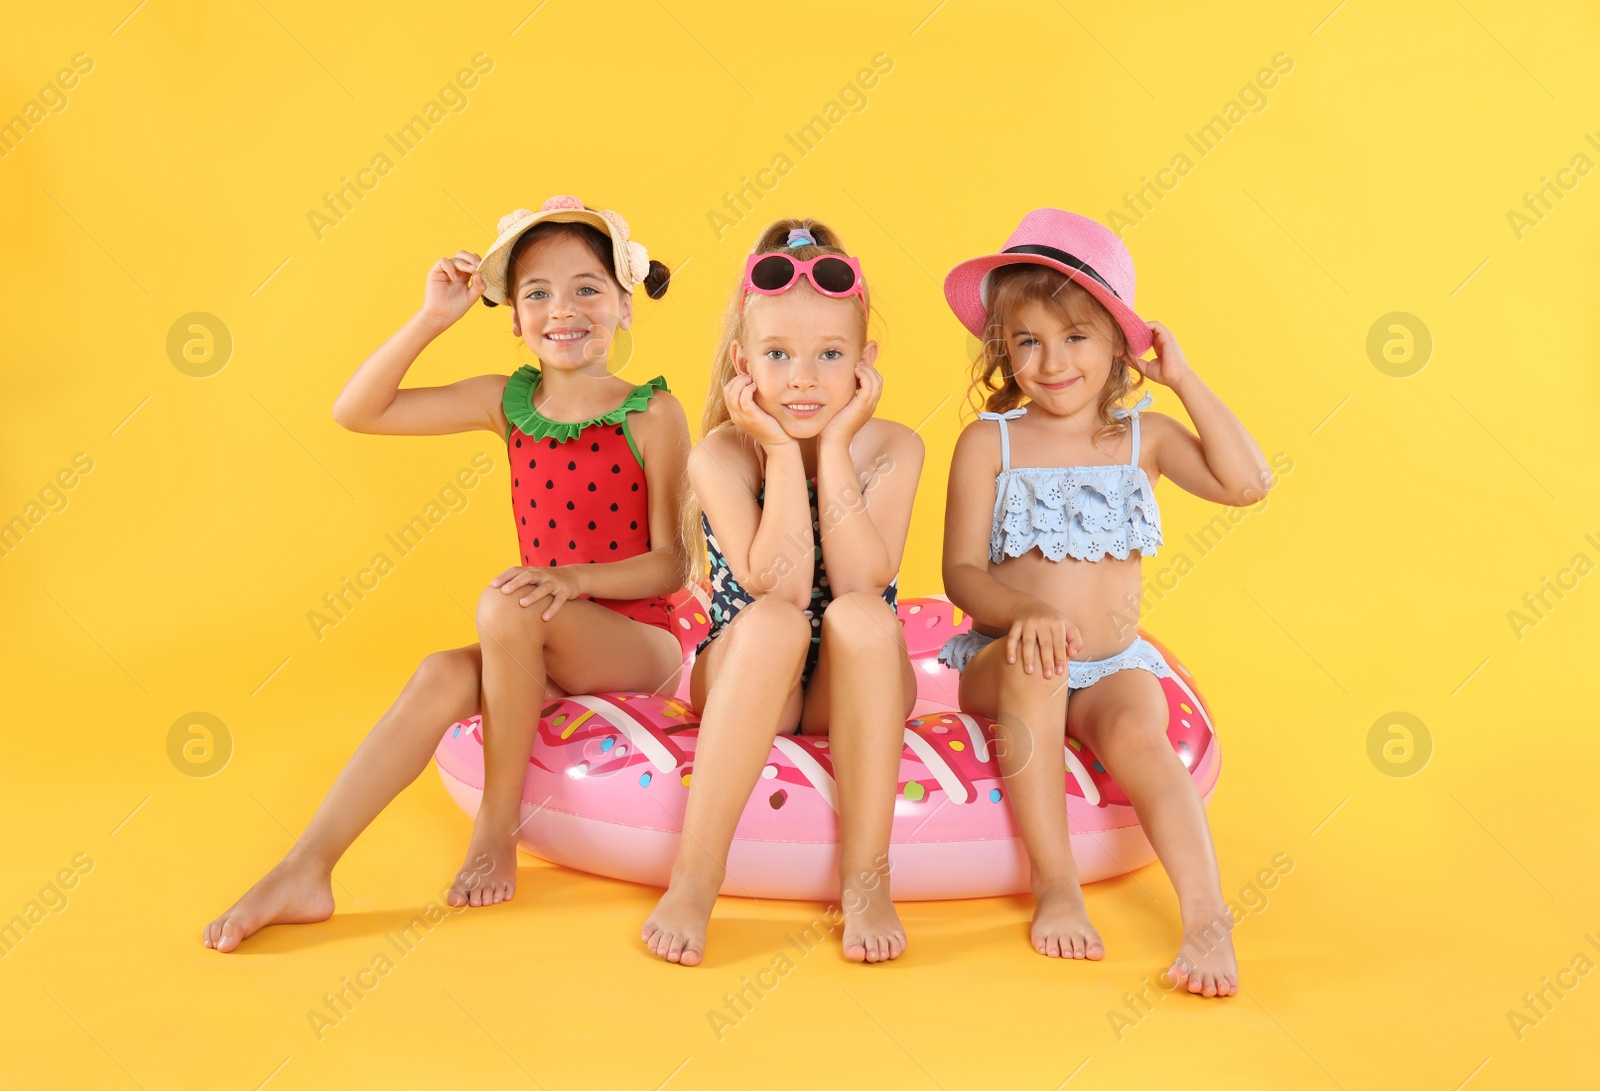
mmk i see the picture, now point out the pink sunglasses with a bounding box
[741,251,866,304]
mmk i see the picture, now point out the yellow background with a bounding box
[3,1,1598,1087]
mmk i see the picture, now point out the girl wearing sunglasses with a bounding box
[642,219,925,966]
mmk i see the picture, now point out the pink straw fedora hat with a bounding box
[944,208,1153,358]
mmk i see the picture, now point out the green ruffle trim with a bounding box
[503,365,670,443]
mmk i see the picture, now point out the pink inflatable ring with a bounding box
[434,596,1219,900]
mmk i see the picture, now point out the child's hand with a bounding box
[421,250,486,327]
[1129,321,1191,388]
[725,373,793,449]
[820,360,883,446]
[490,565,587,621]
[1005,600,1083,680]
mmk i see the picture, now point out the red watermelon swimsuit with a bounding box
[504,365,675,633]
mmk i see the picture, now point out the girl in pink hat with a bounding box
[641,218,925,966]
[939,209,1270,997]
[203,197,691,952]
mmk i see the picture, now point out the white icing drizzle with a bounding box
[566,695,678,774]
[1165,668,1212,736]
[950,713,991,762]
[902,729,969,804]
[771,736,838,812]
[1063,745,1102,806]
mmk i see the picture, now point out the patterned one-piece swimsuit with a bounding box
[504,364,675,632]
[697,473,899,690]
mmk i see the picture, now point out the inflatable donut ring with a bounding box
[434,596,1220,900]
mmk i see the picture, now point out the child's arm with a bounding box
[814,365,924,597]
[1139,322,1270,505]
[942,420,1083,676]
[332,252,509,437]
[692,393,816,609]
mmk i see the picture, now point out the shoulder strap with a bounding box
[1111,391,1154,468]
[977,407,1027,472]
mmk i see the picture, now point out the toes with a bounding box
[679,942,703,968]
[844,935,866,963]
[1086,940,1106,961]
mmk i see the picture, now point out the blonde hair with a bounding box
[678,217,867,586]
[964,264,1142,446]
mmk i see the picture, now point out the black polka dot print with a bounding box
[506,376,663,583]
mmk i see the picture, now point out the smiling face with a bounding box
[509,229,632,370]
[1000,297,1123,416]
[732,283,873,438]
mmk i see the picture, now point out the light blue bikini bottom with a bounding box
[936,631,1172,692]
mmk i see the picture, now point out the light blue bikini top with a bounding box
[980,390,1162,563]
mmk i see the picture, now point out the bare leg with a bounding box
[958,638,1104,960]
[801,592,917,963]
[464,591,684,907]
[203,647,483,952]
[642,598,810,966]
[1068,672,1237,997]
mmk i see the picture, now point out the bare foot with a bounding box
[1031,877,1105,959]
[202,850,335,953]
[1166,907,1238,997]
[447,822,519,907]
[841,882,906,964]
[642,869,720,966]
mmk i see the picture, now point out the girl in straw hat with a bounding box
[204,196,689,952]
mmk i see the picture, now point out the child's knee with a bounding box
[819,592,900,656]
[416,648,478,692]
[996,653,1068,699]
[475,586,546,645]
[730,597,811,655]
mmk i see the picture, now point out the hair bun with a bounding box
[643,259,671,300]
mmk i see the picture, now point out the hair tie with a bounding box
[785,228,815,248]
